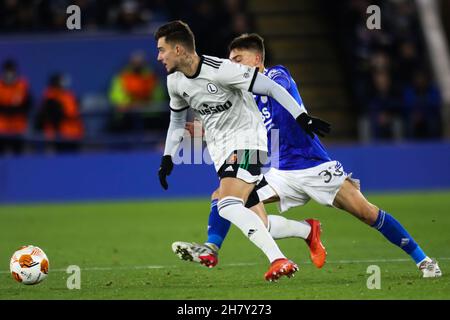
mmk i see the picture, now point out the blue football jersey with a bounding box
[255,65,331,170]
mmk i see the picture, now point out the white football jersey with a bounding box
[167,55,268,171]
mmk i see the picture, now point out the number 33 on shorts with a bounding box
[318,162,344,183]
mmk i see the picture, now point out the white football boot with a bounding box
[418,258,442,278]
[172,241,218,268]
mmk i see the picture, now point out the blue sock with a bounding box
[206,199,231,249]
[372,209,427,264]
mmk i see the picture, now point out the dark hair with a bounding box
[228,33,265,61]
[2,59,17,71]
[49,73,63,87]
[154,20,195,52]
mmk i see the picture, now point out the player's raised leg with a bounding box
[218,175,298,281]
[173,187,326,269]
[333,180,442,278]
[205,189,230,253]
[251,200,326,268]
[172,189,230,268]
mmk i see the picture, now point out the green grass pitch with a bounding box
[0,191,449,300]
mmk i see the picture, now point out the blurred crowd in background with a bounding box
[0,0,253,57]
[340,0,443,141]
[0,0,254,155]
[0,0,446,156]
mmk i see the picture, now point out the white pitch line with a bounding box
[1,257,449,274]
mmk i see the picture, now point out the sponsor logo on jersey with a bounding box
[198,100,232,115]
[260,106,273,128]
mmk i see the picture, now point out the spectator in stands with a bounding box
[395,40,420,86]
[387,0,421,42]
[116,0,145,31]
[222,0,255,56]
[35,73,84,152]
[366,70,401,140]
[340,0,438,142]
[0,0,252,38]
[109,51,165,133]
[0,0,33,32]
[370,50,391,73]
[0,59,31,155]
[402,69,442,140]
[182,0,224,57]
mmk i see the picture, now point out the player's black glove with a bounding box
[158,155,173,190]
[296,113,331,138]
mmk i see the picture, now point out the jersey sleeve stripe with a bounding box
[169,105,190,112]
[248,67,259,92]
[203,61,220,69]
[203,59,221,66]
[203,57,222,66]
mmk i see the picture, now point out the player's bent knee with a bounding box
[219,178,255,201]
[211,189,220,200]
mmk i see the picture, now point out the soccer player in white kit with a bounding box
[172,33,442,279]
[155,21,330,281]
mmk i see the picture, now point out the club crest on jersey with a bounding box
[206,83,218,94]
[198,101,232,116]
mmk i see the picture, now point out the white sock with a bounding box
[218,197,285,263]
[268,215,311,240]
[417,256,432,268]
[204,243,219,252]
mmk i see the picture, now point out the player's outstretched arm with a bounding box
[158,109,188,190]
[251,73,331,138]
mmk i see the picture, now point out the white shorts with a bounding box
[256,161,360,213]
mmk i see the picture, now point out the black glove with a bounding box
[296,113,331,138]
[158,155,173,190]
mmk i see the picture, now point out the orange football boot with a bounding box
[264,258,299,282]
[305,219,327,268]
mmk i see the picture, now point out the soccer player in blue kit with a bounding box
[172,33,442,279]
